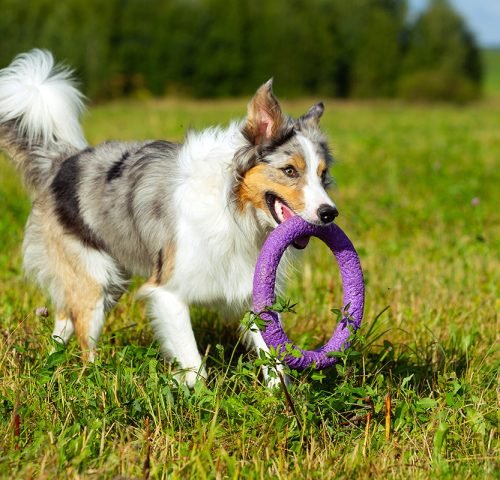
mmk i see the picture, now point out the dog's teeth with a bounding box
[274,199,283,222]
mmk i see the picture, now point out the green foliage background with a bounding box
[0,0,483,101]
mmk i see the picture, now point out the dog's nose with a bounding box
[317,204,339,224]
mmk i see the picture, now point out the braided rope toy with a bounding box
[252,216,365,370]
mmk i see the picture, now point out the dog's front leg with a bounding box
[145,286,206,387]
[247,327,289,389]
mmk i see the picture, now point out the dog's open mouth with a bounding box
[265,193,310,249]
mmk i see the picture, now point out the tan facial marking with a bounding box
[237,163,305,213]
[290,153,306,172]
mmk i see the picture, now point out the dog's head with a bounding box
[234,80,337,239]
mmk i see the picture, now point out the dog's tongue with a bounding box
[281,203,295,221]
[277,201,310,249]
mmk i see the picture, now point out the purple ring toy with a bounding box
[252,216,365,370]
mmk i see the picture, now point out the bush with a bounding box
[401,0,482,102]
[0,0,484,101]
[399,70,479,103]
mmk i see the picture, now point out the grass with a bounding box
[0,95,498,479]
[483,48,500,98]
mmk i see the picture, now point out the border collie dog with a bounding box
[0,50,338,387]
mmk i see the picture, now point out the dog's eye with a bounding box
[282,166,299,178]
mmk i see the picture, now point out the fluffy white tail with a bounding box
[0,49,87,150]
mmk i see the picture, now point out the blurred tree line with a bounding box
[0,0,482,101]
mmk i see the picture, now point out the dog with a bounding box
[0,50,338,387]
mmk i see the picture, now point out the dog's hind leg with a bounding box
[141,285,206,387]
[59,247,125,361]
[67,296,106,362]
[51,307,105,362]
[45,253,108,361]
[52,313,74,344]
[24,208,125,360]
[43,262,106,361]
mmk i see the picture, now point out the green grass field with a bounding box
[483,49,500,98]
[0,93,498,479]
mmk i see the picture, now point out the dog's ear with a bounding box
[299,102,324,128]
[244,79,285,145]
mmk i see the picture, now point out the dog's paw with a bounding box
[262,364,291,390]
[265,374,282,389]
[174,367,207,388]
[263,367,291,390]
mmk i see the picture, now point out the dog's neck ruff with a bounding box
[168,122,271,309]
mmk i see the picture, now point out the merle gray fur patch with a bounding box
[52,140,182,275]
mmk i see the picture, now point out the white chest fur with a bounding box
[167,124,265,309]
